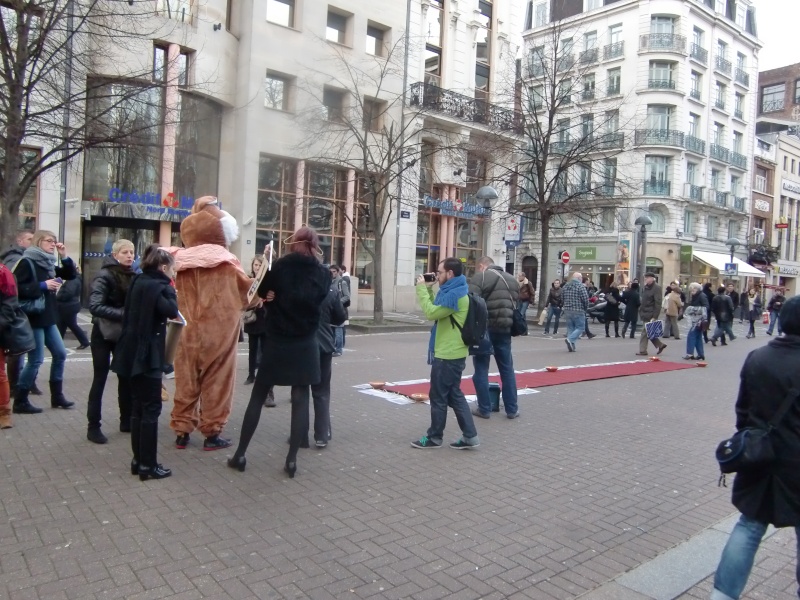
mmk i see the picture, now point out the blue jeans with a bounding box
[712,321,736,342]
[767,310,782,335]
[427,357,477,443]
[472,331,518,416]
[517,300,530,318]
[19,324,67,390]
[686,326,704,358]
[333,326,344,354]
[712,513,800,599]
[545,306,561,333]
[565,310,584,346]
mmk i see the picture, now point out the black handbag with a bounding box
[15,258,46,315]
[96,317,122,343]
[0,306,35,356]
[716,388,799,484]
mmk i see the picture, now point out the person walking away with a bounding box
[56,265,90,349]
[682,282,709,360]
[745,287,761,339]
[469,257,520,420]
[243,256,269,398]
[0,262,23,429]
[637,272,666,356]
[330,265,350,356]
[766,288,786,336]
[543,279,563,335]
[562,272,589,352]
[710,296,800,600]
[739,287,750,330]
[411,257,479,449]
[227,227,330,477]
[310,277,347,448]
[702,283,715,343]
[2,230,35,396]
[665,285,684,341]
[710,286,736,346]
[726,283,740,323]
[111,245,179,481]
[621,282,641,338]
[582,278,597,339]
[603,282,622,337]
[517,272,534,332]
[12,230,76,413]
[86,240,136,444]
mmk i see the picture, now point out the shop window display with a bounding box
[173,93,222,202]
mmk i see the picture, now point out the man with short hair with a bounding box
[726,283,740,322]
[412,258,479,449]
[637,272,667,356]
[710,286,736,346]
[766,287,786,336]
[469,256,520,419]
[329,265,350,356]
[562,272,589,352]
[0,229,33,269]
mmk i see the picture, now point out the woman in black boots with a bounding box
[86,240,136,444]
[112,245,178,481]
[603,282,622,337]
[228,226,330,477]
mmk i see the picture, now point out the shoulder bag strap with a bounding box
[767,387,800,431]
[496,272,515,304]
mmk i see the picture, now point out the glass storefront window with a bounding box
[174,93,222,201]
[256,155,297,257]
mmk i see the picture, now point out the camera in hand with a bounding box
[423,273,436,283]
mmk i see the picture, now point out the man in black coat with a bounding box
[710,287,736,346]
[711,296,800,600]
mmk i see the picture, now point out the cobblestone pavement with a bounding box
[0,318,797,599]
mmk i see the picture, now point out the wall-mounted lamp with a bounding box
[243,216,254,226]
[213,23,222,31]
[453,168,463,177]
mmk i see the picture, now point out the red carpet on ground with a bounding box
[384,361,697,398]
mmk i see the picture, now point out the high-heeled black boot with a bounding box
[130,417,141,475]
[138,422,171,481]
[227,456,246,472]
[49,380,75,409]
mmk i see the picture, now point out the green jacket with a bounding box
[416,284,469,360]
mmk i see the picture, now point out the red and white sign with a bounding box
[505,216,521,243]
[561,251,571,264]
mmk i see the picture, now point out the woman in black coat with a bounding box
[55,268,90,349]
[621,283,641,339]
[111,245,179,481]
[228,227,331,477]
[711,296,800,599]
[12,230,77,413]
[702,283,715,343]
[603,282,621,337]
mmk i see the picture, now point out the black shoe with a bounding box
[131,460,139,475]
[119,420,131,433]
[721,342,728,346]
[284,460,297,478]
[30,383,43,396]
[711,340,717,346]
[13,400,43,414]
[285,436,310,448]
[471,408,490,419]
[87,428,108,444]
[175,433,190,449]
[139,464,172,481]
[587,333,596,339]
[507,411,520,419]
[244,375,255,385]
[315,439,328,449]
[49,381,74,409]
[227,456,246,472]
[203,435,232,451]
[76,344,90,350]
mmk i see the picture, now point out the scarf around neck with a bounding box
[23,246,57,278]
[428,274,469,363]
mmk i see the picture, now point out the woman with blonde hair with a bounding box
[12,230,77,414]
[86,239,137,444]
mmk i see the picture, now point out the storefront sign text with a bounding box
[680,245,693,261]
[781,178,800,199]
[776,264,800,276]
[106,188,193,217]
[575,246,596,261]
[423,195,487,220]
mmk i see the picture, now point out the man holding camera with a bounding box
[412,258,479,450]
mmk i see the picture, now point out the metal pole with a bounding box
[637,225,648,283]
[393,0,413,287]
[58,0,75,241]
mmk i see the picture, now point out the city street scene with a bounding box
[2,0,800,598]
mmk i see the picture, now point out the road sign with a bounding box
[724,263,738,277]
[561,251,571,264]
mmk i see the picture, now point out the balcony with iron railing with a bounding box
[550,140,573,154]
[603,41,624,60]
[714,98,726,111]
[409,82,522,134]
[686,183,704,202]
[709,143,730,163]
[648,78,676,90]
[734,108,743,119]
[761,100,784,113]
[734,197,746,212]
[580,48,599,65]
[690,43,708,64]
[735,68,750,87]
[685,135,706,155]
[581,88,596,101]
[730,152,748,170]
[714,191,728,208]
[644,180,671,196]
[635,129,684,147]
[714,55,732,76]
[607,83,621,96]
[595,132,624,150]
[557,54,575,72]
[640,33,687,54]
[689,88,702,101]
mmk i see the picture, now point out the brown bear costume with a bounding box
[168,196,254,449]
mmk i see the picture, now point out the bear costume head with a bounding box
[180,196,240,248]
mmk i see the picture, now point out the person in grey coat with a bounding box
[711,296,800,600]
[636,272,666,356]
[468,256,520,420]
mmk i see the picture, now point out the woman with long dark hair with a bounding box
[227,227,330,477]
[111,245,179,481]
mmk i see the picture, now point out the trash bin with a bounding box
[488,382,501,412]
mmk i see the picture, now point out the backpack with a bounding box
[450,292,488,347]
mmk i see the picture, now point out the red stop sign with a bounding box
[561,251,571,264]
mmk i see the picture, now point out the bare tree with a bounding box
[486,22,637,310]
[294,36,461,325]
[0,0,192,242]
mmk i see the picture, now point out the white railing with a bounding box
[156,0,192,23]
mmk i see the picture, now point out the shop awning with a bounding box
[692,250,766,278]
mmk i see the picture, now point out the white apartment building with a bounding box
[518,0,763,289]
[21,0,527,311]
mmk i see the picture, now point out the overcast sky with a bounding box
[756,0,800,71]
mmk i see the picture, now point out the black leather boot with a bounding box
[50,380,75,409]
[13,387,42,414]
[130,417,141,475]
[138,422,171,481]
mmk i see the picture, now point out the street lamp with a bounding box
[634,215,653,283]
[475,185,499,204]
[725,237,742,264]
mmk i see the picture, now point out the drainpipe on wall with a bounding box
[394,0,413,288]
[58,0,75,242]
